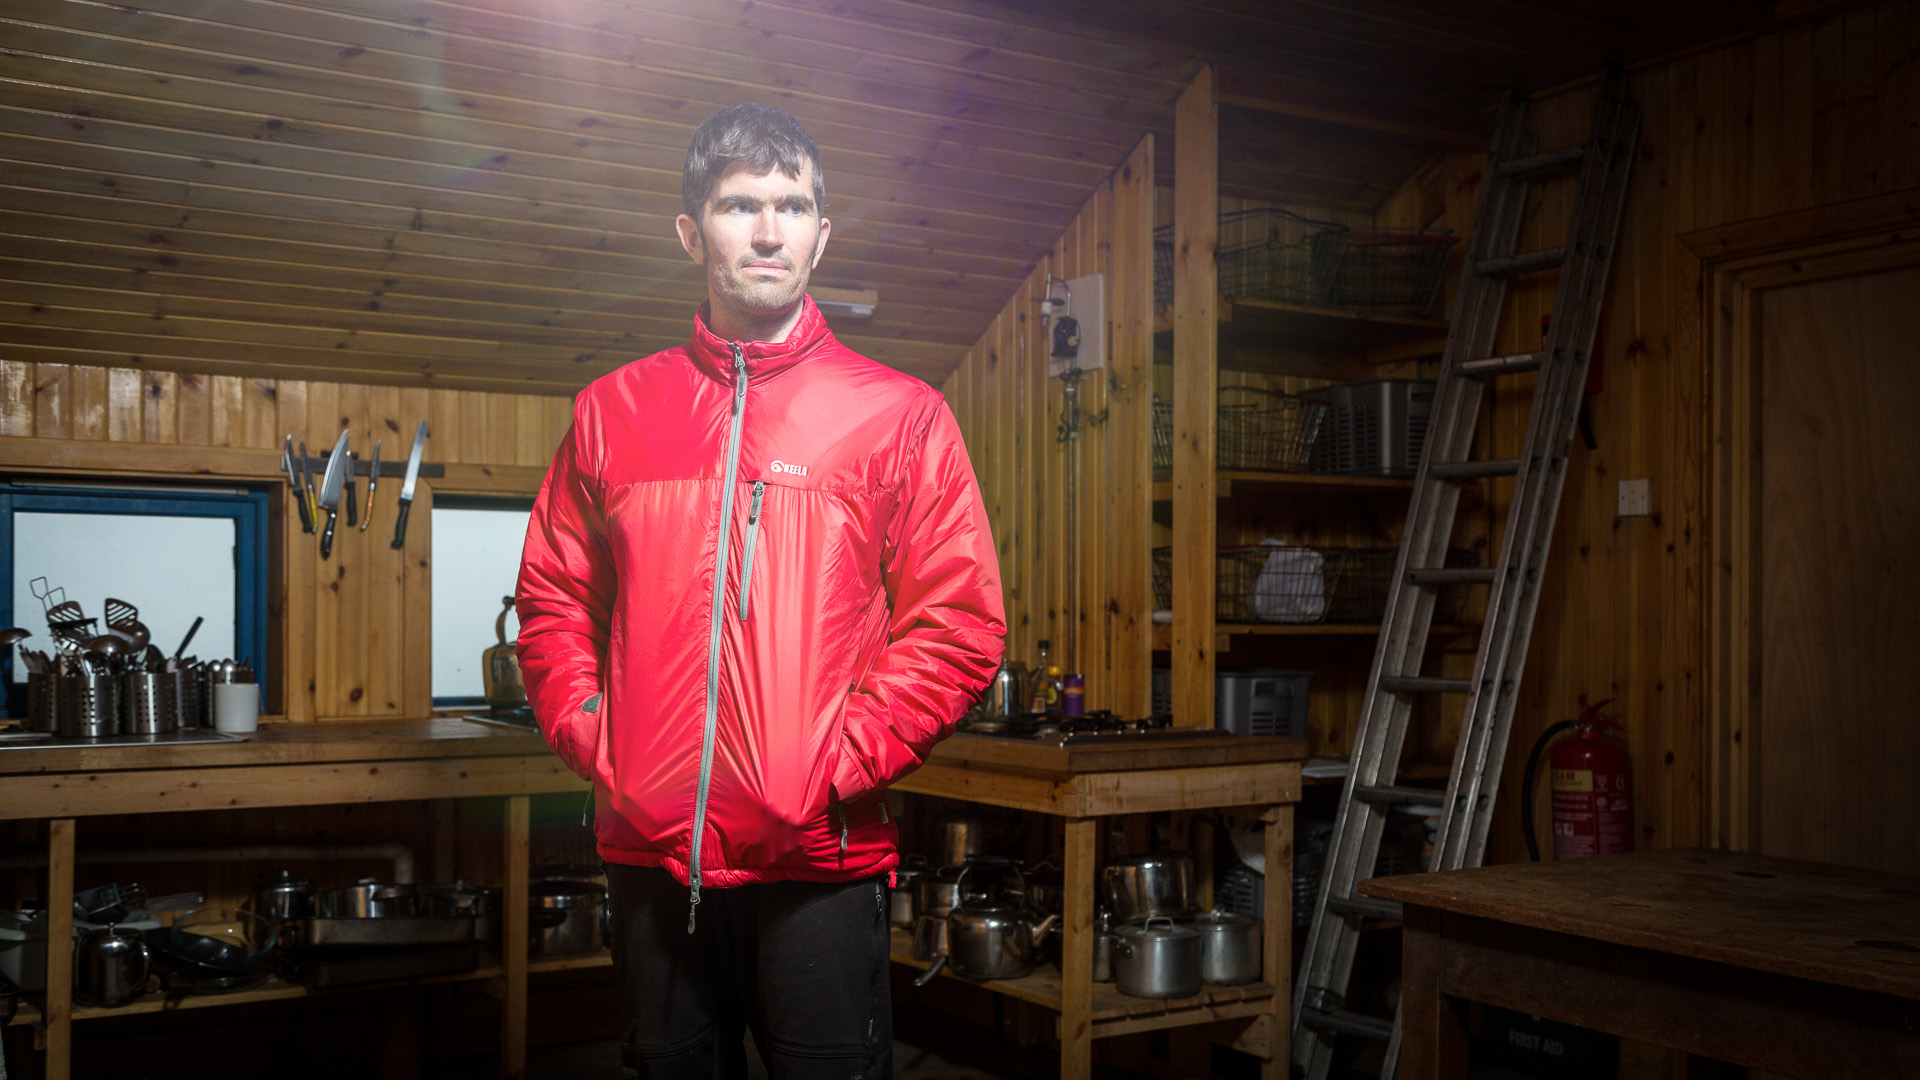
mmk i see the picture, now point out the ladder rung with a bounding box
[1301,1006,1396,1042]
[1430,458,1521,481]
[1327,895,1405,922]
[1476,246,1566,278]
[1459,351,1544,377]
[1408,567,1497,586]
[1379,676,1473,695]
[1353,784,1448,807]
[1496,144,1587,179]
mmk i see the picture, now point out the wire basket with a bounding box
[1153,545,1348,624]
[1217,208,1339,306]
[1307,225,1457,315]
[1327,547,1480,625]
[1151,388,1328,473]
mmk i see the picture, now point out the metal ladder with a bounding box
[1290,68,1640,1080]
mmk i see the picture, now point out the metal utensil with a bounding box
[360,439,382,531]
[298,439,318,526]
[104,598,138,631]
[390,420,428,549]
[317,429,351,559]
[84,634,129,674]
[0,628,31,649]
[284,436,315,534]
[172,616,204,662]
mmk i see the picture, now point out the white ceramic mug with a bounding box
[213,682,260,734]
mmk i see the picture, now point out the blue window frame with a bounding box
[0,485,270,718]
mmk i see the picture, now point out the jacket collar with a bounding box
[687,294,833,385]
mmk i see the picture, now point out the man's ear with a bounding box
[676,213,705,265]
[809,217,831,270]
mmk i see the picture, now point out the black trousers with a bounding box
[606,863,894,1080]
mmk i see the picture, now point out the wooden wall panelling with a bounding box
[940,137,1154,717]
[0,363,565,723]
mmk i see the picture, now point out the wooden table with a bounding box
[895,731,1304,1080]
[1362,848,1920,1079]
[0,718,589,1080]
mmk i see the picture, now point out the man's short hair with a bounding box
[682,104,825,220]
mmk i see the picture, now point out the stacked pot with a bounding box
[1101,853,1263,999]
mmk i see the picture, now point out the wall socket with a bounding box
[1618,478,1651,517]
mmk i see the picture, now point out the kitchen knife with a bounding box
[298,440,319,527]
[360,439,383,531]
[344,451,359,527]
[317,430,351,560]
[390,420,429,549]
[283,436,314,534]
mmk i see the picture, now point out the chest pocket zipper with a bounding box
[739,480,766,621]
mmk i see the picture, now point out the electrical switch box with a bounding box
[1618,478,1651,517]
[1046,271,1105,377]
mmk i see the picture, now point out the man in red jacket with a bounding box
[516,103,1005,1079]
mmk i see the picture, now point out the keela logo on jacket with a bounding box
[769,460,809,477]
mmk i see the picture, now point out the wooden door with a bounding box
[1754,264,1920,875]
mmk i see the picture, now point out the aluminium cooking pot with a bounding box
[426,878,503,943]
[1101,852,1195,923]
[318,877,418,918]
[1185,910,1262,986]
[252,870,316,925]
[529,879,606,958]
[1111,916,1202,999]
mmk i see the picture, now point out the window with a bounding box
[431,496,533,706]
[1,483,270,717]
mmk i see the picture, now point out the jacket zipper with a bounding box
[738,481,766,621]
[688,343,750,932]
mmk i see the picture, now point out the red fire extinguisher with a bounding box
[1520,699,1634,860]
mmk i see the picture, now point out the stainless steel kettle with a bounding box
[74,925,150,1008]
[483,596,527,716]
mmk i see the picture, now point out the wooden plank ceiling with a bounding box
[0,0,1771,393]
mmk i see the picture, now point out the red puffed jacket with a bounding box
[516,296,1004,914]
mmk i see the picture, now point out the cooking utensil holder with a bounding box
[25,672,60,733]
[57,673,120,738]
[122,671,179,735]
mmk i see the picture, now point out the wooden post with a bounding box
[1170,65,1218,731]
[501,795,530,1080]
[1261,803,1294,1078]
[1060,817,1098,1080]
[1399,905,1470,1080]
[1108,132,1158,721]
[45,818,75,1080]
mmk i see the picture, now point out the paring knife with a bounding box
[318,430,351,560]
[360,439,383,531]
[391,420,429,550]
[283,436,314,534]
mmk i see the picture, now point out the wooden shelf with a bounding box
[1154,296,1449,359]
[26,948,615,1022]
[1151,623,1476,650]
[1152,470,1413,502]
[888,928,1276,1038]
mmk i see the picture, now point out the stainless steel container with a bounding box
[984,661,1023,719]
[909,913,951,986]
[253,870,316,924]
[946,903,1052,981]
[889,867,923,929]
[939,816,990,869]
[1185,910,1262,985]
[529,879,606,957]
[57,672,119,738]
[25,672,59,733]
[1102,852,1195,923]
[318,878,419,918]
[73,925,150,1008]
[915,869,965,920]
[426,879,502,943]
[1092,909,1117,983]
[1111,917,1202,999]
[122,671,179,734]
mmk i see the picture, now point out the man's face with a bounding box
[676,161,830,330]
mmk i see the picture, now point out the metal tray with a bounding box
[0,729,249,753]
[291,943,480,989]
[280,915,474,949]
